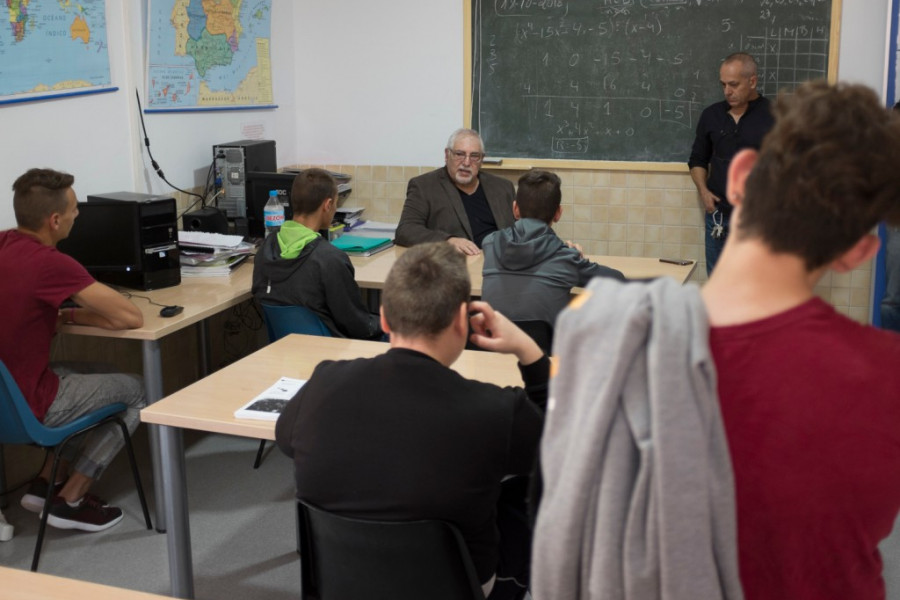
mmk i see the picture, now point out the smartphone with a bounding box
[659,258,693,266]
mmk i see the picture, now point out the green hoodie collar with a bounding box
[277,220,319,259]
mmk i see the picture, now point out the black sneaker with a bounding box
[20,478,66,514]
[46,494,123,532]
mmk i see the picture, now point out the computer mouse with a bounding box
[159,305,184,318]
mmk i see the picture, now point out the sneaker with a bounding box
[20,478,66,514]
[0,510,13,542]
[46,494,123,532]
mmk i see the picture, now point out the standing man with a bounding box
[0,168,145,532]
[701,81,900,599]
[689,53,774,275]
[395,128,515,255]
[533,81,900,599]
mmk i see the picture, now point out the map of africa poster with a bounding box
[146,0,274,111]
[0,0,113,105]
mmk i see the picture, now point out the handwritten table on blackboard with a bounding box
[466,0,840,168]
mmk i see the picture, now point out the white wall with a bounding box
[0,1,892,230]
[837,0,890,89]
[292,1,463,166]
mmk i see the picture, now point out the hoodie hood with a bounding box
[278,220,320,259]
[255,224,321,286]
[489,218,566,272]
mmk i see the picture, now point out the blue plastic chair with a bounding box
[255,303,333,468]
[261,303,333,341]
[0,359,152,571]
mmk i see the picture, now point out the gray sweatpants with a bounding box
[42,363,145,481]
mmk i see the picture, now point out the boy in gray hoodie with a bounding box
[481,169,625,327]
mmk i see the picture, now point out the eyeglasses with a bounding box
[447,150,484,163]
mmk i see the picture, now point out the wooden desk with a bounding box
[351,246,696,293]
[0,565,171,600]
[141,334,521,598]
[59,262,254,532]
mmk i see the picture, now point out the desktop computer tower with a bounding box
[57,191,181,291]
[213,140,277,220]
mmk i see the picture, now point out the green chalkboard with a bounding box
[469,0,838,165]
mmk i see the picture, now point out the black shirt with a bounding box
[275,348,549,583]
[458,183,498,248]
[688,95,774,213]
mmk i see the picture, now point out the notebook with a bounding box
[332,234,393,257]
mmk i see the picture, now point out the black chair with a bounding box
[513,320,554,355]
[297,500,485,600]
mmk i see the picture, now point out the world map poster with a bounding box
[146,0,274,111]
[0,0,113,105]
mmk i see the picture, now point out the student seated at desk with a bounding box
[481,169,625,328]
[252,168,381,339]
[275,242,549,600]
[0,168,145,532]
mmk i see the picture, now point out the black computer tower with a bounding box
[57,192,181,291]
[213,140,277,219]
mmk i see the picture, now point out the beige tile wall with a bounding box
[177,164,874,324]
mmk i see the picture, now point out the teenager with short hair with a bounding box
[252,168,381,339]
[276,242,548,599]
[481,169,624,327]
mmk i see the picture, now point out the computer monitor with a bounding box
[245,171,297,237]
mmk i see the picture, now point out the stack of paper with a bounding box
[180,253,250,277]
[347,220,398,238]
[178,231,254,277]
[335,206,365,227]
[283,169,353,201]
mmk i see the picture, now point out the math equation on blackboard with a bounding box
[471,0,833,162]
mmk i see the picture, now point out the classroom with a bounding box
[1,1,899,599]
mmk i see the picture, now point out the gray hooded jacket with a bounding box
[481,218,625,325]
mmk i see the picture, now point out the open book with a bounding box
[234,377,306,421]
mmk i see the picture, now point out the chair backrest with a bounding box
[0,359,49,445]
[513,319,554,354]
[261,303,332,342]
[297,500,485,600]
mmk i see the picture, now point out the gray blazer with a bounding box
[394,167,515,247]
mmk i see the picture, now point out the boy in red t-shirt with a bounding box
[703,81,900,599]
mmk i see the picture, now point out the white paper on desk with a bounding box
[233,377,306,421]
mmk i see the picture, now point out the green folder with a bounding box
[332,234,393,256]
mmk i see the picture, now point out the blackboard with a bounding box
[467,0,840,166]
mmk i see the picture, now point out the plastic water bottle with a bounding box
[263,190,284,237]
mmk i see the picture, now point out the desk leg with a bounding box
[159,425,194,599]
[198,320,210,378]
[142,339,167,532]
